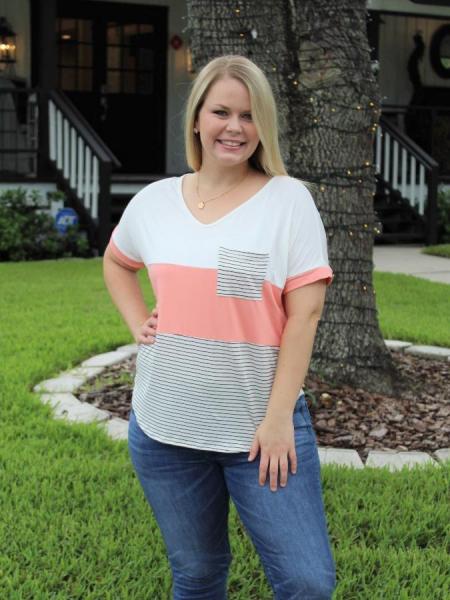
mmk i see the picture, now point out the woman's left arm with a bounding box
[266,280,327,419]
[247,280,327,491]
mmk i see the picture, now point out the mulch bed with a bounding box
[76,349,449,462]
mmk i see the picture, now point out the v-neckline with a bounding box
[177,173,277,228]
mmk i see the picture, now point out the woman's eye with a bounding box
[213,110,252,120]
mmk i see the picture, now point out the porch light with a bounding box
[0,17,16,65]
[185,45,195,74]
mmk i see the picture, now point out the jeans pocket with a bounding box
[293,396,313,429]
[217,246,269,300]
[128,409,157,454]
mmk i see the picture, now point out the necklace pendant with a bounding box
[198,201,205,209]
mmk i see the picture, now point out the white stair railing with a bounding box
[374,116,437,216]
[49,98,100,219]
[46,91,120,252]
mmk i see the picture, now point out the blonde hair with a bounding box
[184,54,280,170]
[183,55,315,192]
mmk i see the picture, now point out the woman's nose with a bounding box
[226,115,242,132]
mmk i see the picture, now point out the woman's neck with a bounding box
[196,163,253,191]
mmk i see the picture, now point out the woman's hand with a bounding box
[134,305,158,344]
[248,416,297,492]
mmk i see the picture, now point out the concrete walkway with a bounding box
[373,244,450,284]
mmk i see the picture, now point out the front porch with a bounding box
[1,84,447,252]
[1,0,450,251]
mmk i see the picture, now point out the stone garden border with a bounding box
[33,340,450,472]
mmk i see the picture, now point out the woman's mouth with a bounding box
[217,140,246,150]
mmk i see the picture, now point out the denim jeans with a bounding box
[128,393,336,600]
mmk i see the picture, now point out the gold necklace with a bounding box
[196,170,250,209]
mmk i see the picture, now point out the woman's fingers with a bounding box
[259,454,270,487]
[279,455,289,488]
[134,308,158,344]
[147,307,158,331]
[289,446,297,475]
[269,458,279,491]
[140,331,155,343]
[146,320,157,334]
[259,451,295,491]
[139,307,159,343]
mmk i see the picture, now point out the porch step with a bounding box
[381,213,424,228]
[374,175,426,243]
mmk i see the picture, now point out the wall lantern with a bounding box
[0,17,17,65]
[185,45,195,74]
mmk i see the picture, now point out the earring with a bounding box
[194,128,198,134]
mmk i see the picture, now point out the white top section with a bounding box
[112,174,331,291]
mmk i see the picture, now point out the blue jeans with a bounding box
[128,393,336,600]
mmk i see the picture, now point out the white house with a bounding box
[0,0,449,250]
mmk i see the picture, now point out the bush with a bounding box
[0,188,93,261]
[437,187,450,244]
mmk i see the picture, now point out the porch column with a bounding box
[32,0,57,89]
[32,0,57,176]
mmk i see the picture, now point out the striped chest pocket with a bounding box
[217,246,269,301]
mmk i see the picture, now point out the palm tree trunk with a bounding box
[186,0,399,395]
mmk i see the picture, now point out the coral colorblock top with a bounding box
[107,174,334,452]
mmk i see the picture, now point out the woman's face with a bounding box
[194,76,260,169]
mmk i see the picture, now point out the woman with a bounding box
[103,55,336,600]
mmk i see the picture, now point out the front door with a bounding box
[56,1,167,173]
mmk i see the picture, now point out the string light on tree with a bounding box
[222,7,384,262]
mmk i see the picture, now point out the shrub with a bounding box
[437,187,450,244]
[0,188,93,262]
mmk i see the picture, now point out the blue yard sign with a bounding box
[55,208,79,234]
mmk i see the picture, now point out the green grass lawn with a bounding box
[0,258,449,599]
[422,243,450,259]
[374,271,450,347]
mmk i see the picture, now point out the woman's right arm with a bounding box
[103,245,153,344]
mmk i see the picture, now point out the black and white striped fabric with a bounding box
[217,247,270,300]
[132,333,279,451]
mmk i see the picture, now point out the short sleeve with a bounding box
[106,193,145,272]
[283,184,334,294]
